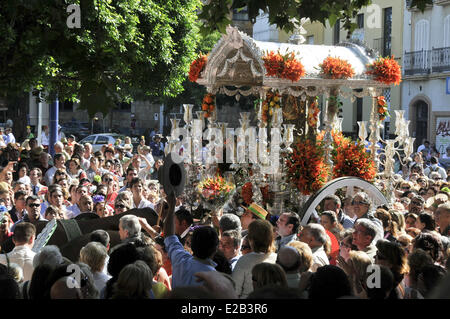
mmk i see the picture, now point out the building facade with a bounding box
[402,0,450,153]
[253,1,404,138]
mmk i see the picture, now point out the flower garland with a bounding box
[188,54,207,82]
[376,96,390,121]
[262,51,305,82]
[202,93,215,118]
[366,56,402,86]
[317,131,377,181]
[197,175,235,201]
[261,90,281,125]
[285,138,328,195]
[307,97,320,128]
[319,57,355,79]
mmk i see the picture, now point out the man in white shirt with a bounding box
[298,223,329,272]
[44,153,66,186]
[4,127,16,144]
[0,222,36,282]
[130,177,154,209]
[424,156,447,180]
[417,140,430,154]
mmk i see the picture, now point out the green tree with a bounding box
[0,0,201,117]
[199,0,433,35]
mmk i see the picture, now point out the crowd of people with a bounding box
[0,131,449,299]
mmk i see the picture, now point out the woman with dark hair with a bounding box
[374,209,398,241]
[67,158,83,180]
[308,265,352,299]
[15,162,30,185]
[320,211,344,241]
[413,232,445,265]
[375,239,409,299]
[415,213,436,232]
[405,213,418,229]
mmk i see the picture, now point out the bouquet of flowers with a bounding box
[188,54,207,82]
[197,175,236,210]
[376,96,390,121]
[319,57,355,79]
[202,93,215,118]
[261,90,281,124]
[285,138,328,195]
[366,56,402,86]
[262,50,305,82]
[307,97,320,128]
[318,131,377,181]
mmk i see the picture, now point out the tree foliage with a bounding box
[199,0,434,35]
[0,0,201,117]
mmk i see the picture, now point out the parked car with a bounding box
[60,121,90,140]
[79,133,126,153]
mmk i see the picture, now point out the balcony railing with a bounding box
[404,47,450,76]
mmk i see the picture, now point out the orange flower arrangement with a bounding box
[202,93,215,118]
[319,57,355,79]
[286,138,328,195]
[376,96,390,121]
[188,54,207,82]
[241,182,272,206]
[307,97,320,128]
[261,90,281,124]
[366,56,402,86]
[262,51,305,82]
[318,131,376,181]
[242,182,253,205]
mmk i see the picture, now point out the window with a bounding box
[383,8,392,56]
[415,20,430,51]
[96,136,109,145]
[444,15,450,47]
[333,20,341,45]
[81,135,95,144]
[357,14,364,29]
[307,35,314,44]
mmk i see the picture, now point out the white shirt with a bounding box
[0,245,36,282]
[310,246,329,272]
[133,198,155,210]
[66,204,81,219]
[44,166,57,186]
[41,132,49,146]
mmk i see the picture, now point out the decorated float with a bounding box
[169,26,412,224]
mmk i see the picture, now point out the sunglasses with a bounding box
[28,203,40,208]
[103,178,114,182]
[116,204,126,209]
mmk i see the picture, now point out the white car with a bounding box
[79,133,126,153]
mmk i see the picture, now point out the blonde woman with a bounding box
[337,250,372,298]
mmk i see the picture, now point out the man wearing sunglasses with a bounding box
[10,195,45,232]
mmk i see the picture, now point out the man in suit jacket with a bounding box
[0,222,36,281]
[29,168,45,196]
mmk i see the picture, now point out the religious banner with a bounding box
[436,117,450,155]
